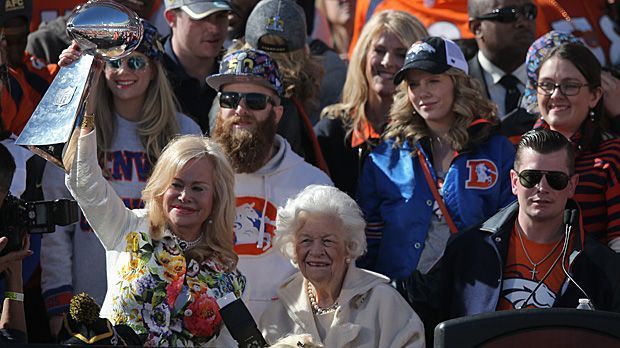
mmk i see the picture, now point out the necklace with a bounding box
[175,234,203,251]
[516,226,563,280]
[306,282,339,316]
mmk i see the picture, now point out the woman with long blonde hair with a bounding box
[65,129,245,346]
[357,37,516,286]
[40,20,202,337]
[314,10,427,197]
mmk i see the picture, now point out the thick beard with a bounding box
[212,110,277,174]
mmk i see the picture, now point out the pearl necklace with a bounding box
[306,282,339,315]
[175,234,203,251]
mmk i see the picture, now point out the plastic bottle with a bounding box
[576,298,594,310]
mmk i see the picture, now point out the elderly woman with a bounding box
[260,185,424,347]
[533,43,620,250]
[314,10,427,197]
[64,105,244,345]
[357,37,516,283]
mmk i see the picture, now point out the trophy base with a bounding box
[26,144,65,169]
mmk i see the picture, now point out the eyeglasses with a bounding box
[517,169,570,190]
[106,56,149,71]
[219,92,275,110]
[535,81,591,97]
[475,3,537,23]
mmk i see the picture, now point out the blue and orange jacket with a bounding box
[357,122,516,280]
[1,52,58,135]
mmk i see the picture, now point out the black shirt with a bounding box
[161,36,219,134]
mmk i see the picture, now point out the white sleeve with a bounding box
[65,130,142,250]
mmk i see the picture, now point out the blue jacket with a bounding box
[357,129,516,280]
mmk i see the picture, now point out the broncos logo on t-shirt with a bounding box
[233,197,277,255]
[501,277,557,309]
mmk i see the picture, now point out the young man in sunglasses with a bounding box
[467,0,536,120]
[406,128,620,344]
[207,48,333,321]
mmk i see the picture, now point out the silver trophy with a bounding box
[16,0,143,171]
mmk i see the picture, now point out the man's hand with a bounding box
[602,70,620,118]
[0,236,32,276]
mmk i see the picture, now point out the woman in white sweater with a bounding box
[260,185,424,347]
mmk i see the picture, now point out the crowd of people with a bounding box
[1,0,620,346]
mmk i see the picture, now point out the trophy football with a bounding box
[16,0,143,172]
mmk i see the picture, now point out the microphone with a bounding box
[563,210,572,226]
[217,293,268,348]
[559,209,595,309]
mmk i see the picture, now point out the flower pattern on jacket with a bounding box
[111,231,246,346]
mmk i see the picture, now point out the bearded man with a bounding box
[207,48,332,321]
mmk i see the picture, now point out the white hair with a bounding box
[275,185,367,264]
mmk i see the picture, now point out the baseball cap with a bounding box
[394,36,469,84]
[164,0,231,20]
[206,48,284,97]
[0,0,32,26]
[245,0,306,53]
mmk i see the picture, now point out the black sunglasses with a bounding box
[219,92,275,110]
[517,169,570,190]
[106,56,149,71]
[475,3,537,23]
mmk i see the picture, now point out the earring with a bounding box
[589,109,595,122]
[345,257,351,264]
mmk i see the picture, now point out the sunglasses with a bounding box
[106,56,149,71]
[535,81,591,97]
[219,92,275,110]
[475,3,537,23]
[517,169,570,190]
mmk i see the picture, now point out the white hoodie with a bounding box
[233,134,332,320]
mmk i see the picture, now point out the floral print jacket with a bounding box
[66,131,245,346]
[113,231,245,346]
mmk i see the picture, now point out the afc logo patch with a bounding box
[465,159,498,189]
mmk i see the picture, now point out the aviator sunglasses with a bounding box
[517,169,570,190]
[219,91,275,110]
[106,56,149,71]
[474,3,537,23]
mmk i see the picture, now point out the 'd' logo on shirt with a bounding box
[233,197,277,255]
[465,159,498,189]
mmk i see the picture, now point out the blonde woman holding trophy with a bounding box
[40,19,202,338]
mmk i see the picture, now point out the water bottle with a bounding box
[576,298,594,310]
